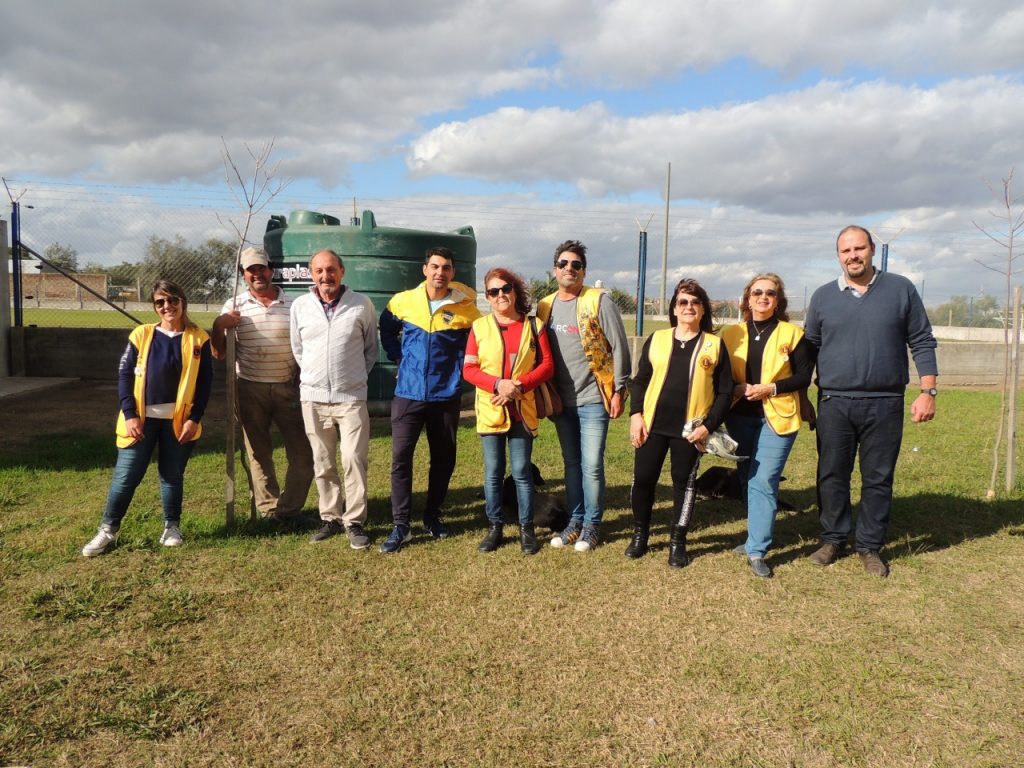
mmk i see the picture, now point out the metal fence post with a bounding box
[0,219,10,376]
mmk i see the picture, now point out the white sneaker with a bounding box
[159,524,184,547]
[82,524,118,557]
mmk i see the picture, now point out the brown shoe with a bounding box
[858,551,889,578]
[809,542,843,566]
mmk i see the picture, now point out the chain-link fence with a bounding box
[3,181,1014,334]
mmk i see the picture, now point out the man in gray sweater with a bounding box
[290,249,378,549]
[803,225,938,577]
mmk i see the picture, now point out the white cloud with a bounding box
[408,77,1024,215]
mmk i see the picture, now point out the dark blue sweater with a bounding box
[118,328,213,421]
[804,271,938,397]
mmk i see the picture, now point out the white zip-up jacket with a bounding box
[290,287,378,403]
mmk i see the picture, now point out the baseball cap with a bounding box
[240,246,269,270]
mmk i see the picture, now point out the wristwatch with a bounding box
[921,387,938,397]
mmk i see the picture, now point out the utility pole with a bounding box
[661,162,671,318]
[634,215,654,336]
[879,227,905,273]
[2,178,26,328]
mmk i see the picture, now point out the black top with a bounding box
[732,319,814,418]
[631,333,734,438]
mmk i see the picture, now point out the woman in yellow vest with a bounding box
[627,278,734,567]
[464,268,554,554]
[81,280,213,557]
[722,273,814,578]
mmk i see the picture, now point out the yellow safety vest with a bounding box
[720,321,803,436]
[640,329,720,432]
[536,286,616,412]
[115,324,209,448]
[471,316,541,435]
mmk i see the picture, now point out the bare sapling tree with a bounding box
[219,137,289,524]
[972,168,1023,497]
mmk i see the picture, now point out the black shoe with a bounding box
[479,523,503,552]
[520,524,540,555]
[668,525,689,568]
[310,519,344,543]
[423,513,449,540]
[624,525,650,559]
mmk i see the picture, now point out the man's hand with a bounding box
[910,393,936,423]
[210,311,241,359]
[216,310,242,330]
[609,391,625,419]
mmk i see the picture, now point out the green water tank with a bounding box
[264,209,477,411]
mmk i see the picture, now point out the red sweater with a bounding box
[464,317,554,422]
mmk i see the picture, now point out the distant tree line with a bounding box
[928,295,1005,328]
[41,236,237,302]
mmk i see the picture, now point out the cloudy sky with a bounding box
[2,0,1023,308]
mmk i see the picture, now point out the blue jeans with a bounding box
[815,395,904,552]
[553,403,610,526]
[481,422,534,525]
[727,414,797,558]
[102,418,196,529]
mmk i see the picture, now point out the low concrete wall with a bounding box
[7,327,1021,387]
[626,335,1016,387]
[10,327,228,380]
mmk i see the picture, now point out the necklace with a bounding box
[751,318,773,342]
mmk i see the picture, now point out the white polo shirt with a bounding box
[219,287,296,384]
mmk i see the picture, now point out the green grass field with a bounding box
[1,388,1022,766]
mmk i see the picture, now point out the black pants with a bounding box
[816,394,904,552]
[631,432,702,528]
[390,396,461,527]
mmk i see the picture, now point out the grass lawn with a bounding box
[1,387,1022,766]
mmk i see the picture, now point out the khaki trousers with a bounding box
[237,378,314,517]
[301,400,370,525]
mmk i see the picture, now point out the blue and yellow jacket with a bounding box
[380,281,481,401]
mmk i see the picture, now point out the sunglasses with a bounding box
[555,259,584,271]
[675,298,702,308]
[153,296,182,308]
[486,283,514,298]
[751,289,778,298]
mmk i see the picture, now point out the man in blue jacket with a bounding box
[804,225,938,577]
[378,246,481,553]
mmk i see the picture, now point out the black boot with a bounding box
[624,524,649,559]
[520,524,540,555]
[479,523,503,552]
[668,525,689,568]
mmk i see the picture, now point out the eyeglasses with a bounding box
[485,283,514,298]
[675,298,702,308]
[555,259,584,271]
[153,296,182,308]
[751,289,778,298]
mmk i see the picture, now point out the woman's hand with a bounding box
[744,383,775,401]
[124,416,143,442]
[495,378,521,399]
[629,413,648,448]
[178,419,199,444]
[686,424,710,452]
[732,383,747,400]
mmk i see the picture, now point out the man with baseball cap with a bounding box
[212,245,313,520]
